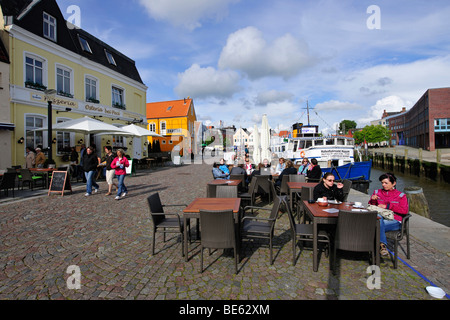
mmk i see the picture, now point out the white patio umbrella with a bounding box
[120,124,162,137]
[260,114,271,162]
[35,116,130,135]
[252,124,261,165]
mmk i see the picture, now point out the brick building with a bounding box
[387,88,450,151]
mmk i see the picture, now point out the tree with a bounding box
[353,125,390,145]
[339,120,357,134]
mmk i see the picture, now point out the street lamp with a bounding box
[44,89,56,162]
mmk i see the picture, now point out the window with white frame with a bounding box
[56,118,73,154]
[112,86,124,108]
[25,55,44,86]
[25,115,45,148]
[112,135,125,148]
[85,76,98,101]
[56,66,72,96]
[160,121,166,135]
[43,12,57,41]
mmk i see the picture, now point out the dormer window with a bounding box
[43,12,57,42]
[78,35,92,53]
[105,50,116,66]
[167,106,173,111]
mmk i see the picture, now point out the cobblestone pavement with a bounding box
[0,162,448,301]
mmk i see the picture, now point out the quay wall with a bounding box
[368,147,450,183]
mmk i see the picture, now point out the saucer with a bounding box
[353,205,365,208]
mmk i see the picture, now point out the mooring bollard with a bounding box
[404,186,430,219]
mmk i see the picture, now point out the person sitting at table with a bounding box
[25,147,36,168]
[257,158,271,170]
[297,158,310,175]
[275,160,297,186]
[368,172,409,256]
[35,147,46,168]
[230,161,246,175]
[244,157,254,176]
[275,157,286,174]
[313,172,344,202]
[212,162,229,179]
[219,158,230,176]
[306,158,322,181]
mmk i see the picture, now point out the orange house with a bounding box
[146,98,197,153]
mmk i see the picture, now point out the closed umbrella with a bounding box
[252,125,261,165]
[261,114,271,162]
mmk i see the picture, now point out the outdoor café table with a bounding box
[182,197,241,261]
[287,181,316,212]
[303,200,380,272]
[29,168,56,188]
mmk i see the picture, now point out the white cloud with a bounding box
[314,100,363,111]
[174,64,241,99]
[255,90,294,106]
[138,0,239,30]
[218,26,316,79]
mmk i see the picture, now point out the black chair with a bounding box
[230,174,246,192]
[238,176,259,211]
[386,213,411,269]
[295,186,314,223]
[215,185,238,198]
[341,179,352,201]
[275,174,289,195]
[254,175,271,202]
[199,209,238,273]
[284,198,330,265]
[18,168,44,190]
[241,195,283,265]
[333,210,378,272]
[0,172,17,197]
[147,193,189,256]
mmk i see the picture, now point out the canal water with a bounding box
[368,167,450,227]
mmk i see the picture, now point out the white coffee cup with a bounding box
[354,202,362,207]
[318,198,324,202]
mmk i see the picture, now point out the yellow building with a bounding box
[1,0,147,168]
[146,98,197,154]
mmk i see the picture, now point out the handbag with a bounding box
[367,205,395,220]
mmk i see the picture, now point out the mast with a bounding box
[306,100,310,126]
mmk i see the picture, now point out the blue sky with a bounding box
[56,0,450,134]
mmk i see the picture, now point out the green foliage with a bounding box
[353,125,391,144]
[339,120,357,133]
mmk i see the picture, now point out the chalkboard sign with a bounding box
[48,171,72,196]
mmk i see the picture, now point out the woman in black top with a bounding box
[276,160,297,186]
[306,158,322,182]
[313,172,345,201]
[82,146,100,196]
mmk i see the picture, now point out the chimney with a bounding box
[402,107,406,112]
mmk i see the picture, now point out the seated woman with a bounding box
[368,172,409,256]
[297,158,310,175]
[219,158,230,176]
[244,157,254,176]
[275,157,286,174]
[313,172,344,202]
[306,158,322,181]
[212,162,229,179]
[275,160,297,186]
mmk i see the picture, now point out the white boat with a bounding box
[271,135,355,168]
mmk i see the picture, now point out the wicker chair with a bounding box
[18,168,44,190]
[199,209,238,273]
[295,186,314,223]
[241,195,283,265]
[254,175,271,202]
[206,181,227,198]
[341,179,352,201]
[147,193,189,256]
[386,213,411,269]
[289,174,306,183]
[230,174,246,192]
[284,198,330,265]
[238,176,258,211]
[333,209,378,272]
[275,174,289,195]
[215,185,238,198]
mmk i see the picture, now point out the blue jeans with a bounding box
[85,170,99,194]
[117,174,127,196]
[378,214,401,245]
